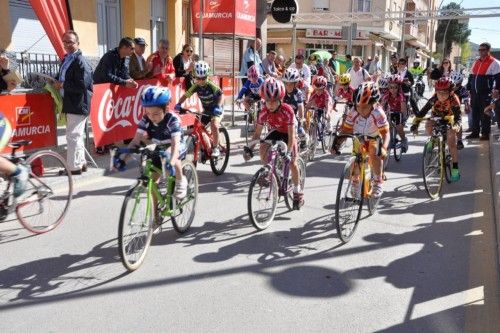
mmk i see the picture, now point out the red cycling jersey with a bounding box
[308,90,332,110]
[336,86,354,103]
[257,103,296,134]
[380,92,406,113]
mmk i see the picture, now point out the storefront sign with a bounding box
[271,0,299,24]
[305,28,368,39]
[90,78,202,147]
[0,92,57,153]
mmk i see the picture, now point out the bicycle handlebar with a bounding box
[110,144,174,174]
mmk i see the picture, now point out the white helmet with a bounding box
[378,77,389,90]
[193,61,211,78]
[450,71,464,85]
[282,67,300,83]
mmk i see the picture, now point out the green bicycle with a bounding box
[112,145,198,271]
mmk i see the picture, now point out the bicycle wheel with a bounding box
[334,158,363,243]
[444,145,453,184]
[320,120,328,154]
[392,126,403,162]
[118,182,153,271]
[210,127,230,175]
[247,167,278,230]
[171,161,198,233]
[284,157,306,210]
[367,174,382,216]
[422,138,443,199]
[308,122,318,161]
[244,107,253,147]
[16,151,73,234]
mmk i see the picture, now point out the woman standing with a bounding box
[439,58,453,78]
[173,44,195,90]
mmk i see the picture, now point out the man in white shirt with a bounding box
[289,54,311,87]
[261,50,278,78]
[348,57,371,90]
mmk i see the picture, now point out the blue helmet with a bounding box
[141,86,172,107]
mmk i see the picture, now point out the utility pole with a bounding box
[347,0,354,54]
[400,0,407,57]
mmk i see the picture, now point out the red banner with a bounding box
[0,93,57,153]
[191,0,256,37]
[90,78,203,147]
[29,0,72,60]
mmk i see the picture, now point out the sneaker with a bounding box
[211,146,220,158]
[402,137,409,153]
[372,182,383,198]
[292,192,304,210]
[12,165,29,198]
[350,180,361,198]
[457,140,464,150]
[451,168,461,182]
[174,176,188,200]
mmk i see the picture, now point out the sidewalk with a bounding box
[489,127,500,268]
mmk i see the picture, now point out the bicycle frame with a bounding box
[262,140,291,197]
[189,114,214,162]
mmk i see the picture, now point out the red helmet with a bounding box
[313,76,327,88]
[354,82,380,106]
[435,77,453,91]
[260,77,285,100]
[387,74,403,85]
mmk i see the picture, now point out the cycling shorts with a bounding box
[264,130,298,159]
[390,112,407,125]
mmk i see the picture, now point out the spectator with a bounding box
[389,54,399,74]
[240,38,262,85]
[274,54,285,77]
[345,54,353,71]
[438,58,453,78]
[289,53,312,92]
[328,50,339,75]
[368,55,382,81]
[0,54,18,92]
[147,39,175,82]
[397,57,419,114]
[347,57,371,90]
[129,37,152,80]
[261,50,278,77]
[53,30,93,175]
[93,37,138,88]
[173,44,195,90]
[364,57,372,71]
[322,58,335,95]
[466,42,500,140]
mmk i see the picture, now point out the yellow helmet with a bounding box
[339,73,351,85]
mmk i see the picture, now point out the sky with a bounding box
[441,0,500,48]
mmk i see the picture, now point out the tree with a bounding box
[435,2,471,58]
[460,42,471,65]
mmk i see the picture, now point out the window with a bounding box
[96,0,122,56]
[357,0,371,13]
[150,0,167,52]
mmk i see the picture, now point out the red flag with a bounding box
[29,0,72,60]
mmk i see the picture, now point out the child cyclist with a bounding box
[282,67,307,147]
[334,73,354,109]
[449,72,470,150]
[380,74,409,152]
[176,61,224,157]
[332,82,390,198]
[244,77,304,209]
[235,65,264,114]
[410,77,462,182]
[305,76,334,132]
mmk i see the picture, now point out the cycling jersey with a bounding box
[336,86,354,104]
[257,103,296,134]
[137,112,182,144]
[237,77,264,100]
[185,80,222,109]
[283,88,305,115]
[415,93,462,124]
[343,105,389,137]
[307,90,332,110]
[380,92,406,113]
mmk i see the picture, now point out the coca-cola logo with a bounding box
[97,86,146,133]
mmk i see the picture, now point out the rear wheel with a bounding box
[248,167,278,230]
[308,122,318,161]
[210,127,230,175]
[422,138,443,199]
[16,151,73,234]
[444,144,453,184]
[334,158,363,243]
[171,161,198,233]
[118,182,153,271]
[284,157,306,210]
[392,126,403,162]
[320,120,328,154]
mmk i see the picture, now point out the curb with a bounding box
[489,127,500,269]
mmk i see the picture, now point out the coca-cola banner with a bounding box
[191,0,256,37]
[90,78,203,147]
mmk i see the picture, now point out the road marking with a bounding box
[442,189,483,199]
[411,286,484,320]
[435,212,484,223]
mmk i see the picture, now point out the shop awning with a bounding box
[298,38,372,46]
[267,37,293,44]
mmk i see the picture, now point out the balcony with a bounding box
[405,23,419,40]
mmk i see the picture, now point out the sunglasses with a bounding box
[62,40,75,44]
[443,62,450,64]
[478,48,487,51]
[185,49,193,53]
[196,77,207,81]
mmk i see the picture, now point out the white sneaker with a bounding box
[372,182,383,198]
[212,147,220,158]
[174,176,188,200]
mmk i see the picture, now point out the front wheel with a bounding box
[118,182,153,271]
[248,167,278,230]
[210,127,230,175]
[16,150,73,234]
[422,138,443,199]
[308,123,318,161]
[284,157,306,210]
[444,145,453,184]
[171,161,198,233]
[392,126,403,162]
[334,158,363,243]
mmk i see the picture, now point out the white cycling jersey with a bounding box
[344,105,389,137]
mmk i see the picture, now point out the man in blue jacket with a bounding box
[53,30,93,175]
[93,37,138,88]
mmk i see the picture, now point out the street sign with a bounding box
[270,0,298,24]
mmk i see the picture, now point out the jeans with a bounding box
[470,92,491,136]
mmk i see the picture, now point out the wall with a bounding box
[70,0,99,57]
[0,0,12,50]
[122,0,151,49]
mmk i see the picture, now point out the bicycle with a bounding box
[246,139,306,230]
[180,108,230,176]
[387,110,406,162]
[242,100,262,146]
[332,134,384,243]
[0,140,73,234]
[417,116,454,199]
[112,145,198,271]
[305,107,330,161]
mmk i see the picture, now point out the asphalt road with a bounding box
[1,114,499,332]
